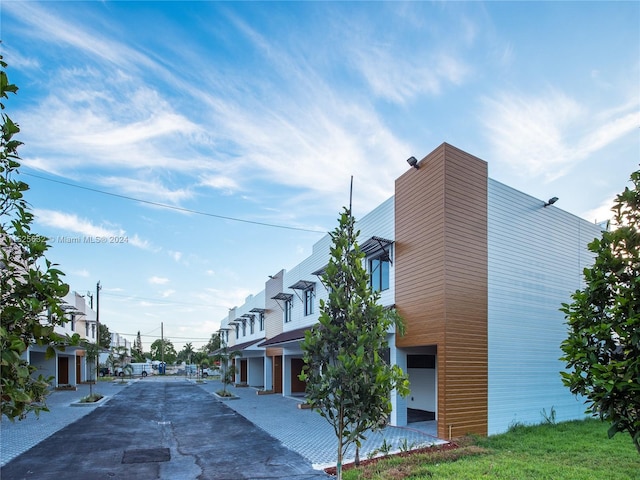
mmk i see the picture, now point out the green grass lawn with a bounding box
[343,419,639,480]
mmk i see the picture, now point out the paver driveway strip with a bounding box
[1,379,329,480]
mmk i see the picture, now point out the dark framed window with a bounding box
[304,289,314,316]
[369,256,390,292]
[259,313,264,331]
[250,318,255,334]
[235,324,239,339]
[242,320,247,337]
[284,299,292,323]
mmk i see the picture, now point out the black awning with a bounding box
[359,236,394,257]
[271,292,293,301]
[288,280,315,291]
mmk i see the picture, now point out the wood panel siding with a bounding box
[395,143,488,438]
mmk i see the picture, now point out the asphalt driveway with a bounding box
[1,380,329,480]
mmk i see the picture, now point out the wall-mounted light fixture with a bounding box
[406,156,419,169]
[543,197,559,207]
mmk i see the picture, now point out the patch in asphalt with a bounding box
[122,447,171,464]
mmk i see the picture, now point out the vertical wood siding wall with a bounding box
[395,143,488,438]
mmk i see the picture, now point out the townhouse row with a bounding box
[24,290,131,388]
[217,142,603,439]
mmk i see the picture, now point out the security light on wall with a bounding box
[406,156,419,169]
[544,197,559,207]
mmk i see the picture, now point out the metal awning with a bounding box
[249,308,266,314]
[271,292,293,301]
[288,280,315,291]
[360,236,393,256]
[311,265,327,277]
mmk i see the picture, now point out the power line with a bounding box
[100,291,227,308]
[24,172,327,234]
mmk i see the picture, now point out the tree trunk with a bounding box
[337,410,344,480]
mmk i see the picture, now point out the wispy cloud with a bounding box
[33,209,152,250]
[98,176,193,205]
[351,46,470,104]
[482,89,639,182]
[148,276,169,285]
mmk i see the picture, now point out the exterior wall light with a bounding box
[407,156,419,169]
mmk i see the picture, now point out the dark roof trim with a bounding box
[271,292,293,301]
[212,338,264,355]
[258,326,310,347]
[232,338,265,351]
[249,308,266,314]
[288,280,315,291]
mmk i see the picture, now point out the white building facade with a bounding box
[215,143,603,438]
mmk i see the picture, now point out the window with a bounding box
[225,330,229,342]
[304,289,314,316]
[369,256,390,292]
[259,312,264,331]
[235,324,239,339]
[242,320,247,337]
[70,314,75,332]
[250,318,255,334]
[91,324,95,339]
[284,299,292,323]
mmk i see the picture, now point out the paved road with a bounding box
[1,380,329,480]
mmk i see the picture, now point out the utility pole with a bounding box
[161,322,165,375]
[96,281,101,381]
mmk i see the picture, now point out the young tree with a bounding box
[212,335,241,396]
[560,169,640,455]
[203,332,221,354]
[132,330,144,360]
[300,207,409,479]
[1,54,71,421]
[98,323,111,349]
[178,342,194,364]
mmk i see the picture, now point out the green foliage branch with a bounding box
[300,207,409,479]
[1,53,72,421]
[560,168,640,454]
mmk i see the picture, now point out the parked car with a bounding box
[98,367,111,377]
[201,367,219,378]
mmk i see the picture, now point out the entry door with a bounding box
[290,358,306,393]
[240,359,248,383]
[58,357,69,384]
[273,356,283,393]
[76,357,82,383]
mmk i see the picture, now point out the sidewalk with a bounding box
[194,379,445,469]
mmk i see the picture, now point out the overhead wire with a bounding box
[24,172,327,234]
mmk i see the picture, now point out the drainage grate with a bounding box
[122,448,171,464]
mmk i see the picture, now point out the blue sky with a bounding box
[2,1,638,353]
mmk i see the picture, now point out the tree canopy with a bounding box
[150,338,177,364]
[560,168,640,454]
